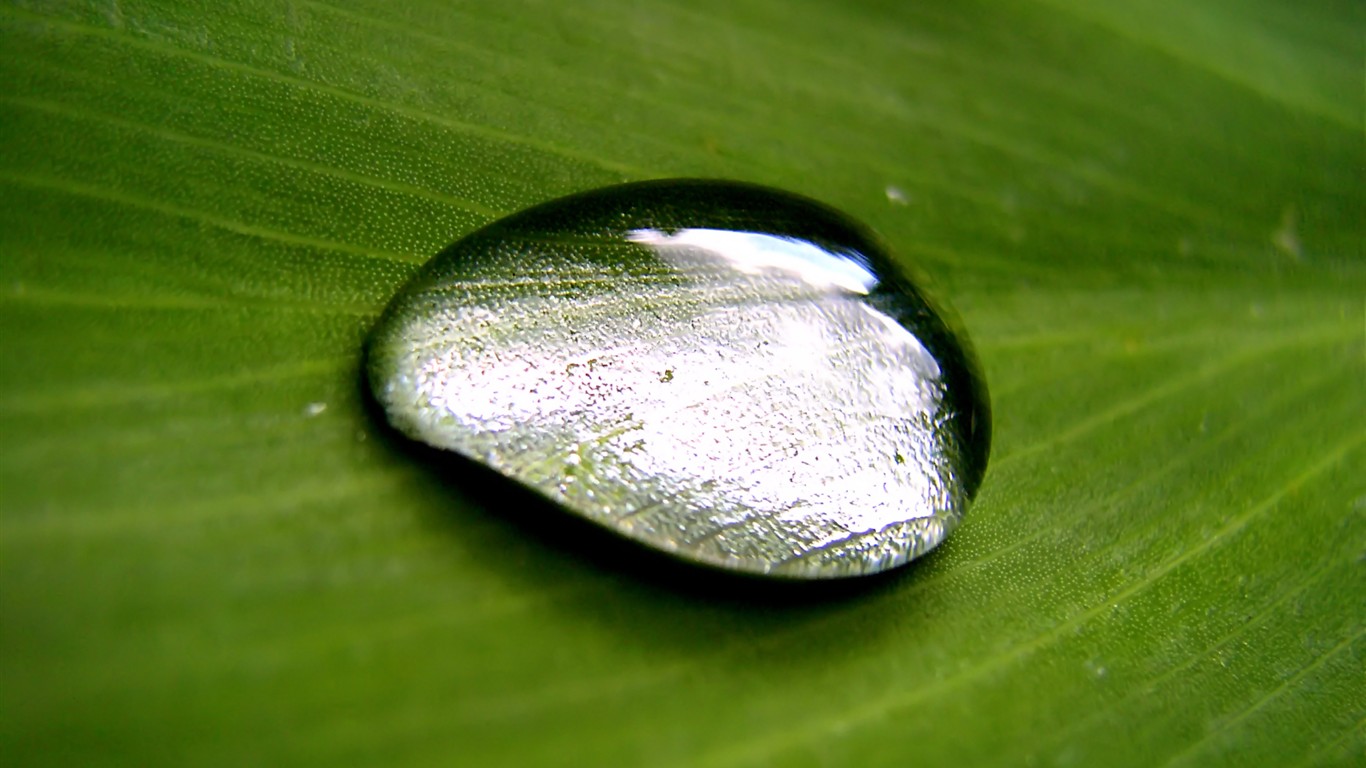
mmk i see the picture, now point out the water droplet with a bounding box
[367,180,990,578]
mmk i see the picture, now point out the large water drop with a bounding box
[367,180,990,578]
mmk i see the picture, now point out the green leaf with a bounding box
[1,1,1361,766]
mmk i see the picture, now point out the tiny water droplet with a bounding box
[366,180,990,578]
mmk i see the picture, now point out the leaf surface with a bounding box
[1,1,1362,765]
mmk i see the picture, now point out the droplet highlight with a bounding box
[367,180,990,578]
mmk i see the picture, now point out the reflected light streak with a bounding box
[627,228,879,294]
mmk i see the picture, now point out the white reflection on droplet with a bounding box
[627,228,879,294]
[393,236,949,575]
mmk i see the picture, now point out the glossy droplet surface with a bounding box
[367,180,990,579]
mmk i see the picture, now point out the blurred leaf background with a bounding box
[1,0,1362,765]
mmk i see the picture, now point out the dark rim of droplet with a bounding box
[366,176,994,576]
[380,178,991,499]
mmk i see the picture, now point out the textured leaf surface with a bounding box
[1,1,1362,766]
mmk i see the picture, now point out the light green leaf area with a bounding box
[1,0,1362,765]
